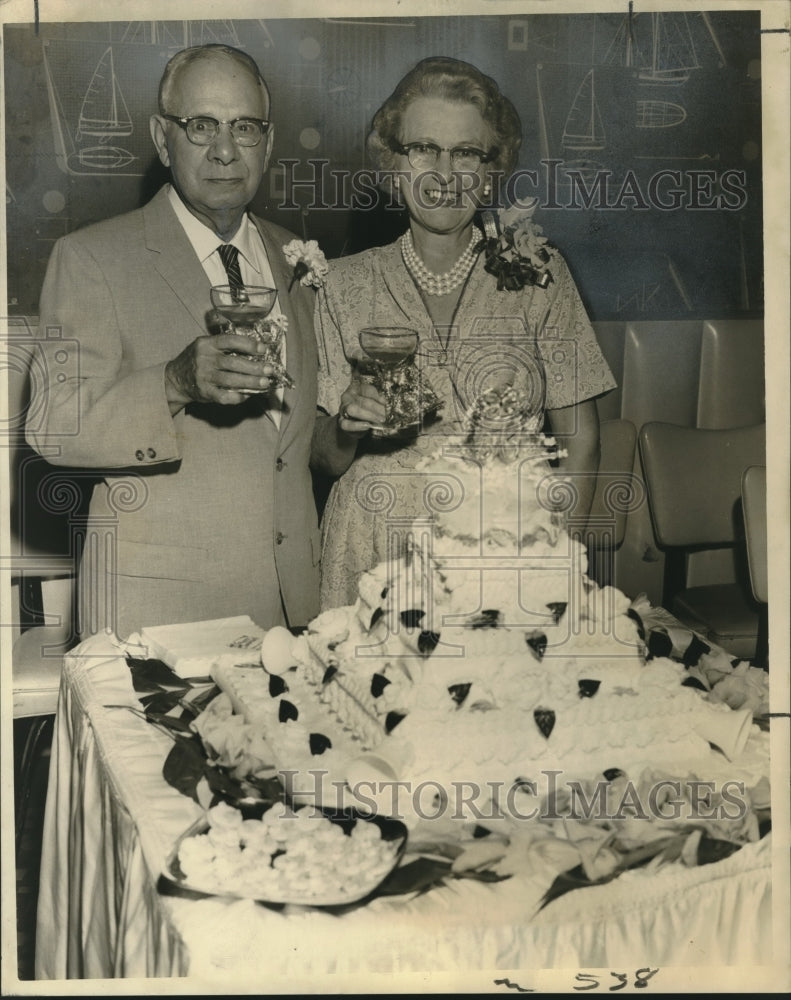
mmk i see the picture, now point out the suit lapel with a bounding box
[143,188,213,335]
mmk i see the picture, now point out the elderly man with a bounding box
[26,44,321,639]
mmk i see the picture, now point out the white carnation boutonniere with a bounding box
[283,239,329,292]
[479,197,553,292]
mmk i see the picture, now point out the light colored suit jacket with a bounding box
[27,186,320,639]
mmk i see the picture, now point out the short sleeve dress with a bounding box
[315,238,616,610]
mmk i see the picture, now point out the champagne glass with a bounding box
[210,285,294,392]
[357,327,439,437]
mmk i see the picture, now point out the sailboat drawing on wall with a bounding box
[116,20,242,47]
[639,12,699,85]
[538,64,607,198]
[601,12,645,68]
[42,43,140,176]
[75,48,136,169]
[562,70,605,152]
[77,48,132,139]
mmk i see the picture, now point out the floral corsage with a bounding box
[478,197,553,292]
[283,239,329,292]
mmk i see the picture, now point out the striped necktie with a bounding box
[217,243,244,291]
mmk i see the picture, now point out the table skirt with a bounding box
[35,631,778,985]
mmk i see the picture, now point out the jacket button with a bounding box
[147,448,157,459]
[276,531,285,544]
[135,449,145,461]
[276,457,284,471]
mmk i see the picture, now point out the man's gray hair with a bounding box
[158,44,270,115]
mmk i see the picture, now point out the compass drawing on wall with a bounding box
[327,68,362,105]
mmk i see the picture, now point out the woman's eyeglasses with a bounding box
[390,140,499,171]
[162,114,271,147]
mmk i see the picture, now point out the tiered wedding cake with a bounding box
[211,389,755,822]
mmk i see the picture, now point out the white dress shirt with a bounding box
[167,184,285,424]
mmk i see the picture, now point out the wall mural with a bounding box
[4,11,763,320]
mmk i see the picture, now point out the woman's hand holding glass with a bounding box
[349,326,442,437]
[337,378,388,437]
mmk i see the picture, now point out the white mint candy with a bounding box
[261,626,297,675]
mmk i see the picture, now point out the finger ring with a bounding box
[341,406,350,421]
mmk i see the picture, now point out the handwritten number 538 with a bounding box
[574,968,659,991]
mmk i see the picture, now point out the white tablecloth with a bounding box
[35,630,780,989]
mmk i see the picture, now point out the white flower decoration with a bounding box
[283,239,329,290]
[499,197,551,270]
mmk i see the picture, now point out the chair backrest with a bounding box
[621,321,703,429]
[589,418,638,549]
[697,319,765,429]
[638,422,766,548]
[741,465,768,604]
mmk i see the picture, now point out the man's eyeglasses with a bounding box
[390,140,499,172]
[162,114,271,147]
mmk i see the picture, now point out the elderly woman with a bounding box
[312,56,615,610]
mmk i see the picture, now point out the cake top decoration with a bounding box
[460,385,567,464]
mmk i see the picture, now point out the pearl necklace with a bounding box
[401,227,481,297]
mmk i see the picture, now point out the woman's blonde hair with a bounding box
[367,56,522,183]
